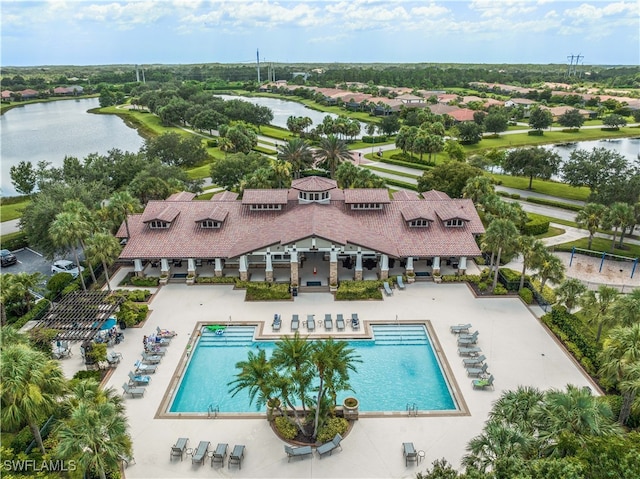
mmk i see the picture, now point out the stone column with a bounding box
[354,251,363,281]
[290,251,299,286]
[134,259,144,277]
[459,256,467,275]
[433,256,441,275]
[265,252,273,283]
[160,258,170,276]
[380,254,389,280]
[239,255,248,281]
[187,258,196,275]
[406,256,414,274]
[214,258,223,277]
[329,250,338,285]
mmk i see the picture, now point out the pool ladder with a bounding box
[406,403,418,417]
[207,404,219,419]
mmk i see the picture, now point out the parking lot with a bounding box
[0,247,72,280]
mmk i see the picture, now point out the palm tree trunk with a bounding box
[313,377,324,439]
[73,248,87,291]
[124,217,131,239]
[618,226,628,248]
[619,390,636,425]
[528,174,534,190]
[80,239,97,284]
[102,260,112,292]
[29,420,46,454]
[492,248,502,292]
[588,233,594,250]
[596,322,604,343]
[610,228,618,253]
[489,251,496,273]
[519,257,527,291]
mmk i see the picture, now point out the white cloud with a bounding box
[74,1,169,27]
[469,0,537,18]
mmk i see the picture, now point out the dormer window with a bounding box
[299,191,330,202]
[149,220,169,229]
[410,219,430,227]
[445,219,465,227]
[249,204,282,211]
[201,220,220,228]
[351,203,382,210]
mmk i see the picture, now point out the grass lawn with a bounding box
[554,236,640,259]
[186,163,214,180]
[1,199,30,222]
[536,226,566,239]
[489,173,590,201]
[363,164,419,179]
[258,125,293,141]
[101,107,190,138]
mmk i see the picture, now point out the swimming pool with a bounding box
[169,324,456,413]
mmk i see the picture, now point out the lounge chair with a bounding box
[324,314,333,331]
[141,352,162,364]
[272,314,281,332]
[170,437,189,461]
[383,281,393,296]
[122,383,145,398]
[228,444,245,469]
[457,332,479,346]
[128,371,150,386]
[458,346,481,357]
[450,323,472,334]
[156,326,177,338]
[307,315,316,331]
[211,443,228,467]
[467,363,489,377]
[135,360,157,374]
[397,275,406,290]
[463,355,486,367]
[336,314,345,331]
[403,442,418,466]
[191,441,210,465]
[144,345,167,355]
[458,330,479,340]
[284,444,312,462]
[291,314,299,331]
[107,351,122,365]
[351,313,360,331]
[472,374,495,390]
[317,433,342,458]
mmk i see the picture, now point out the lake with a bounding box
[1,98,144,196]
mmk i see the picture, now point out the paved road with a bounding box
[1,219,21,235]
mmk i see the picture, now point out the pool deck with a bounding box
[61,280,598,478]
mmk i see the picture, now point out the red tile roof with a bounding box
[211,191,239,202]
[167,191,196,201]
[422,190,451,201]
[141,205,180,223]
[194,206,228,223]
[400,204,436,222]
[392,190,421,201]
[343,189,391,204]
[448,108,476,122]
[241,189,289,205]
[291,177,337,192]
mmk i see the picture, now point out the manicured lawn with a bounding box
[554,236,640,259]
[258,125,293,141]
[363,164,419,179]
[1,199,30,221]
[489,173,590,201]
[528,213,579,229]
[186,163,214,180]
[536,226,566,239]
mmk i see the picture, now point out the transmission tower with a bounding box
[566,53,583,77]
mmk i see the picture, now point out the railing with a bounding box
[406,403,418,417]
[207,404,219,418]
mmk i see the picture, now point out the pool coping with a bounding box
[155,319,469,419]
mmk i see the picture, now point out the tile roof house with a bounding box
[448,108,476,123]
[118,178,484,286]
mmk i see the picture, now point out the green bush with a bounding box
[526,197,582,212]
[335,280,384,300]
[72,370,102,382]
[195,276,237,284]
[478,281,488,292]
[528,130,544,136]
[207,139,218,147]
[493,284,508,295]
[130,276,159,287]
[519,287,534,304]
[274,416,297,440]
[510,193,521,199]
[245,283,291,301]
[47,272,74,297]
[362,135,388,144]
[441,274,481,283]
[117,300,149,327]
[384,177,419,191]
[380,158,430,171]
[475,257,486,265]
[522,216,550,235]
[125,289,151,302]
[317,417,349,443]
[10,425,35,453]
[0,231,28,251]
[9,299,51,329]
[87,342,107,363]
[61,282,80,296]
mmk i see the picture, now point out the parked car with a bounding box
[1,249,17,267]
[51,260,84,278]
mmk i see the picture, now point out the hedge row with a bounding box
[196,276,237,284]
[541,306,600,376]
[245,282,291,301]
[380,158,431,171]
[440,274,481,283]
[0,231,28,251]
[362,135,388,144]
[335,280,384,300]
[384,178,419,191]
[525,196,583,212]
[522,216,550,235]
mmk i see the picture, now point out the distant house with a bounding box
[447,108,476,123]
[396,94,424,104]
[504,98,536,109]
[540,105,596,120]
[1,90,13,100]
[19,89,39,99]
[436,94,460,104]
[53,85,84,96]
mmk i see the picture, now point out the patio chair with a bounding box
[107,351,122,365]
[383,281,393,296]
[128,371,150,386]
[457,332,479,346]
[228,444,245,469]
[272,314,281,332]
[458,330,479,340]
[397,275,406,290]
[191,441,210,465]
[467,363,489,378]
[141,352,162,364]
[156,326,177,338]
[210,443,228,467]
[324,314,333,331]
[122,383,145,398]
[403,442,418,466]
[307,315,316,331]
[351,313,360,331]
[284,444,312,462]
[144,345,167,355]
[291,314,299,331]
[336,314,345,331]
[170,437,189,461]
[134,360,157,374]
[317,433,342,458]
[463,355,486,367]
[450,323,472,334]
[472,374,495,390]
[458,346,481,357]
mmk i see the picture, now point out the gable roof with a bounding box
[241,189,289,205]
[343,189,391,204]
[194,206,228,223]
[167,191,196,201]
[291,176,337,192]
[211,191,239,202]
[141,205,180,223]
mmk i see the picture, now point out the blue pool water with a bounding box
[170,325,456,413]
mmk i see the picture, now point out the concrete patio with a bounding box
[60,277,597,478]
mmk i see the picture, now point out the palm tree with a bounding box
[608,288,640,327]
[310,339,361,439]
[85,232,122,292]
[1,344,67,453]
[575,203,607,250]
[517,235,543,291]
[61,200,99,284]
[49,211,88,290]
[580,285,619,343]
[228,348,277,412]
[463,421,533,473]
[107,191,141,238]
[604,202,634,252]
[269,159,292,189]
[277,138,314,179]
[315,135,352,178]
[483,219,520,292]
[1,271,45,319]
[599,324,640,425]
[533,250,565,290]
[555,278,588,312]
[462,175,495,207]
[271,332,313,414]
[489,386,544,434]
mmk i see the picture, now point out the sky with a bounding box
[1,0,639,66]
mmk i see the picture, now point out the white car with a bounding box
[51,260,84,278]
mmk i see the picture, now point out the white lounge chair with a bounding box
[324,314,333,330]
[122,383,145,398]
[284,444,312,462]
[170,437,189,461]
[291,314,299,331]
[192,441,210,465]
[403,442,418,466]
[317,433,342,458]
[307,315,316,331]
[211,443,228,467]
[229,444,245,469]
[336,314,345,331]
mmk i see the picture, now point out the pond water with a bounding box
[1,98,144,196]
[543,137,639,163]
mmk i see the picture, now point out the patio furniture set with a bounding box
[170,438,245,469]
[450,323,495,390]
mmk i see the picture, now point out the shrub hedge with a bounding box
[130,276,159,287]
[522,216,550,235]
[335,280,384,300]
[441,274,481,283]
[384,178,419,191]
[380,158,430,171]
[0,231,28,251]
[525,197,583,212]
[362,135,388,143]
[274,416,297,440]
[519,287,534,304]
[196,276,237,284]
[245,283,291,301]
[317,417,349,443]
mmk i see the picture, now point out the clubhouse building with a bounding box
[117,177,485,287]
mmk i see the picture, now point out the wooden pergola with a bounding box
[36,291,125,341]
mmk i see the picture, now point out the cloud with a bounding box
[73,1,170,28]
[565,1,639,24]
[469,0,537,18]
